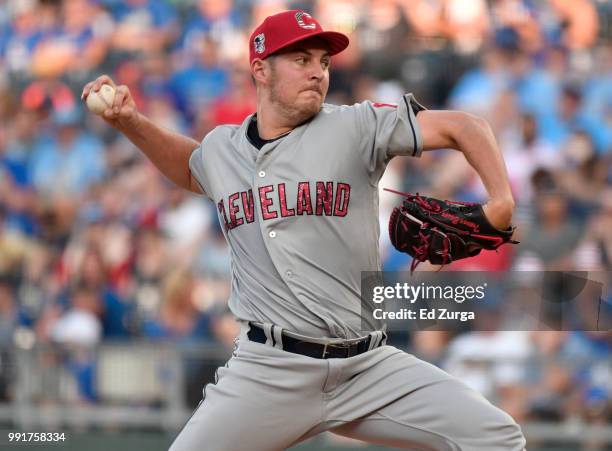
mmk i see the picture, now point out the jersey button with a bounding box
[258,171,266,178]
[268,231,276,238]
[285,270,293,278]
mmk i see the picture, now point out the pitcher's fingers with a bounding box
[112,85,129,113]
[92,74,116,92]
[81,81,95,100]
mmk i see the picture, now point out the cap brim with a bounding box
[268,31,350,58]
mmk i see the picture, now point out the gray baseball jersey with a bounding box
[189,94,424,339]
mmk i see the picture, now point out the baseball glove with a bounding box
[386,189,518,272]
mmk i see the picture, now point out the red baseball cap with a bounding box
[249,10,349,64]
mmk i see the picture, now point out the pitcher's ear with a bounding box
[252,56,277,85]
[251,59,266,84]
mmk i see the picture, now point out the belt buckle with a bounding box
[322,342,345,359]
[324,342,354,359]
[322,342,329,359]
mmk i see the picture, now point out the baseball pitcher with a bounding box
[82,10,526,451]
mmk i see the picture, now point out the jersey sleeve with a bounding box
[354,93,426,174]
[189,140,211,199]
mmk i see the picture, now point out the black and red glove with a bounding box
[386,189,518,272]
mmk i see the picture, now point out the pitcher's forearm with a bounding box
[119,113,200,190]
[454,116,514,204]
[452,115,515,227]
[417,110,515,229]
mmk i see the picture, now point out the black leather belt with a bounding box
[247,323,385,359]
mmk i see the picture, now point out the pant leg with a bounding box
[327,348,526,451]
[169,338,326,451]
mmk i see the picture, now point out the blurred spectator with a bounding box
[354,0,413,78]
[0,0,47,77]
[204,67,256,131]
[449,46,508,116]
[556,141,606,210]
[581,45,612,151]
[194,221,230,278]
[574,188,612,271]
[21,78,76,115]
[30,0,112,80]
[0,158,36,238]
[516,189,584,270]
[43,282,103,403]
[1,108,38,189]
[130,223,168,318]
[501,113,558,205]
[108,0,178,55]
[444,331,531,421]
[514,46,565,121]
[160,186,212,268]
[146,93,188,134]
[62,244,133,338]
[28,107,106,198]
[528,331,610,425]
[0,277,18,347]
[490,0,542,54]
[142,270,213,343]
[0,210,31,278]
[17,243,55,326]
[401,0,444,40]
[179,0,246,63]
[50,283,103,347]
[562,332,611,426]
[547,0,599,50]
[0,276,17,404]
[168,36,229,124]
[538,83,608,154]
[440,0,489,54]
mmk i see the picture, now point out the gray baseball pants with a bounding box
[169,323,526,451]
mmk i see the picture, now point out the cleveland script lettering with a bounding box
[219,181,351,230]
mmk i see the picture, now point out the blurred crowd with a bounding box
[0,0,610,429]
[407,330,611,447]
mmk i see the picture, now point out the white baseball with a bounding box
[86,84,116,115]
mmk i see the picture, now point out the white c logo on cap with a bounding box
[295,11,317,30]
